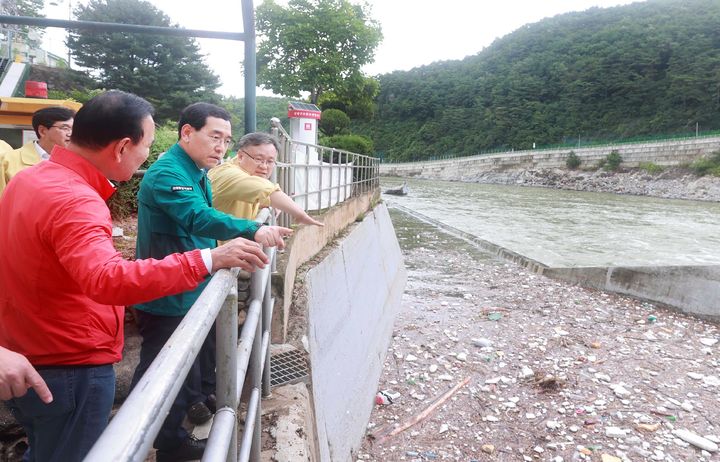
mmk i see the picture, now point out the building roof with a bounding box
[0,97,82,127]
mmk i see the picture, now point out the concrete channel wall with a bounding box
[394,204,720,320]
[305,203,406,462]
[380,136,720,180]
[544,265,720,319]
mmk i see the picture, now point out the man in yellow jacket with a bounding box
[0,106,75,198]
[209,132,323,225]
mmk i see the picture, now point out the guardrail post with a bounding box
[216,284,239,462]
[248,270,264,462]
[262,263,273,398]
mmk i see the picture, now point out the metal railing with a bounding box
[270,118,380,228]
[84,210,275,462]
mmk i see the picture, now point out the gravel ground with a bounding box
[359,208,720,462]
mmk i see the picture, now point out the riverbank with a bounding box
[360,208,720,461]
[436,167,720,202]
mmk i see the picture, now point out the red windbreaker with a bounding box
[0,147,209,365]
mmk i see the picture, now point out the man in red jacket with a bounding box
[0,90,290,462]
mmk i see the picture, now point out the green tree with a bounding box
[221,95,289,134]
[319,108,350,136]
[256,0,382,104]
[1,0,45,51]
[319,74,380,120]
[566,151,581,169]
[352,0,720,162]
[320,133,373,155]
[67,0,220,121]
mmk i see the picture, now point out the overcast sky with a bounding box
[42,0,642,97]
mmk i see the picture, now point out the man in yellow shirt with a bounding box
[209,132,323,226]
[0,107,75,197]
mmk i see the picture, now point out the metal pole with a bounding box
[261,256,273,397]
[305,145,310,212]
[242,0,256,133]
[238,389,261,462]
[0,15,246,40]
[202,408,236,462]
[84,269,239,462]
[248,273,263,461]
[318,148,323,210]
[216,286,239,462]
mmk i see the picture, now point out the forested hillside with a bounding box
[355,0,720,161]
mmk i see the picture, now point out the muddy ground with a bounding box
[359,209,719,462]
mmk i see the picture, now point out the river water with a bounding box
[381,177,720,267]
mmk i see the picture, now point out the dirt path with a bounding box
[359,209,720,462]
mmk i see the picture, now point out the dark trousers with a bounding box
[130,310,216,451]
[8,365,115,462]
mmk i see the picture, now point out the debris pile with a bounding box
[360,213,720,461]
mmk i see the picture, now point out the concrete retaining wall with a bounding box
[394,204,720,320]
[274,190,379,342]
[545,265,720,319]
[381,136,720,180]
[305,203,406,462]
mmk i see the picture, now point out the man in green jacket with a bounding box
[132,102,291,462]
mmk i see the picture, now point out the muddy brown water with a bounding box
[382,177,720,267]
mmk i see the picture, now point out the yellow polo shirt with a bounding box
[0,141,43,198]
[208,161,280,220]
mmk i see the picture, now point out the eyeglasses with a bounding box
[240,150,276,167]
[200,131,235,150]
[51,124,73,133]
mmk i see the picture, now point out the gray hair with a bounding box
[236,132,280,153]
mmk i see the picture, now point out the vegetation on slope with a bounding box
[354,0,720,161]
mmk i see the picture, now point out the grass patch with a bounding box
[638,162,664,174]
[690,150,720,176]
[565,151,581,169]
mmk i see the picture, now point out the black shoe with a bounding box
[186,401,212,425]
[156,436,207,462]
[205,393,217,413]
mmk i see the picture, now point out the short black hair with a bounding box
[177,102,231,139]
[32,106,75,138]
[237,132,280,153]
[71,90,154,149]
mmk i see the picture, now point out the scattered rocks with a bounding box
[465,167,720,202]
[673,429,719,452]
[472,338,493,348]
[605,427,629,438]
[361,213,720,461]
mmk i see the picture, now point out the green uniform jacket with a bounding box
[135,143,260,316]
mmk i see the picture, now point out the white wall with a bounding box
[305,203,406,461]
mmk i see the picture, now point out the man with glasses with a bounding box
[132,102,292,462]
[0,106,75,197]
[209,132,323,225]
[0,91,281,462]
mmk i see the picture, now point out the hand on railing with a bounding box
[210,237,269,272]
[253,225,293,250]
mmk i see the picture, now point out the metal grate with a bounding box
[270,349,309,387]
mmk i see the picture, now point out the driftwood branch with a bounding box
[371,376,471,444]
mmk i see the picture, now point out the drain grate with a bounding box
[270,349,309,387]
